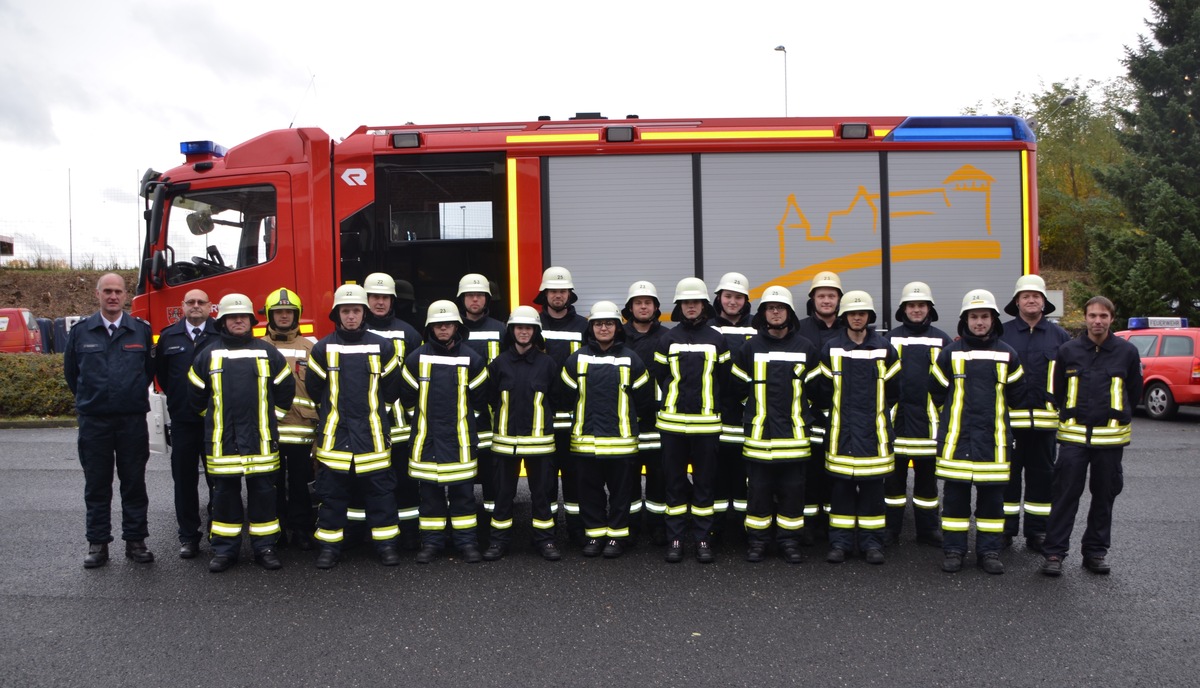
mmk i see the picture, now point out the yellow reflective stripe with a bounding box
[776,515,804,530]
[451,514,478,530]
[976,518,1005,533]
[371,525,400,541]
[419,518,447,530]
[942,517,970,531]
[315,528,342,543]
[248,520,281,536]
[210,521,242,537]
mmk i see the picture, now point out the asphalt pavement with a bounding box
[2,412,1198,687]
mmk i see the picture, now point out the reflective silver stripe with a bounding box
[327,343,381,354]
[468,331,502,340]
[419,354,471,366]
[542,331,582,341]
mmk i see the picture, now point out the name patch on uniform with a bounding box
[122,343,146,351]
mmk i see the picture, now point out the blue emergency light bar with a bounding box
[1128,316,1189,329]
[180,140,228,157]
[886,116,1036,143]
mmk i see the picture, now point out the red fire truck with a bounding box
[132,113,1040,337]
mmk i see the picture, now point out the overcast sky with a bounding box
[0,0,1154,267]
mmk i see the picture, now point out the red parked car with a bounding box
[1114,317,1200,420]
[0,308,42,353]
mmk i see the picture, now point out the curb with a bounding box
[0,418,77,429]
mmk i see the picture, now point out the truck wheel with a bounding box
[1144,382,1178,421]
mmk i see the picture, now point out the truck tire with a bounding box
[1144,381,1178,421]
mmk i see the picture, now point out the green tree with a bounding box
[968,80,1131,271]
[1093,0,1200,321]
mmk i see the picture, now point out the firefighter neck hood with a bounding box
[365,308,395,329]
[957,315,1003,347]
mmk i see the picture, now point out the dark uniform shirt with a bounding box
[64,312,154,415]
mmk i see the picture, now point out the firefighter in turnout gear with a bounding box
[882,282,953,546]
[813,290,899,565]
[483,306,562,561]
[622,280,669,546]
[457,273,507,540]
[363,272,423,550]
[533,266,589,546]
[999,274,1071,552]
[931,289,1026,575]
[401,300,490,564]
[188,293,295,572]
[708,271,756,543]
[308,284,405,569]
[561,301,656,559]
[796,270,845,544]
[730,286,820,564]
[651,278,733,564]
[1040,296,1142,577]
[258,288,318,551]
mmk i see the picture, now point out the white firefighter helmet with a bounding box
[539,267,575,291]
[588,300,623,322]
[759,285,795,311]
[808,271,843,296]
[507,305,542,328]
[838,290,877,323]
[332,284,369,309]
[1005,273,1056,316]
[457,273,491,297]
[896,281,939,322]
[960,289,1000,317]
[673,277,710,303]
[425,299,464,326]
[715,272,751,297]
[899,281,935,306]
[626,280,658,303]
[217,293,257,324]
[363,272,396,297]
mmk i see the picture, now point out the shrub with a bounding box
[0,353,76,416]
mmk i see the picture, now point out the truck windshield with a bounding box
[161,185,278,286]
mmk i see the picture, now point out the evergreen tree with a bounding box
[1092,0,1200,322]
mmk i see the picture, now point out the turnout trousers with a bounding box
[1043,444,1124,560]
[660,432,718,543]
[577,456,634,540]
[418,480,478,550]
[828,477,885,552]
[490,455,557,546]
[804,441,831,534]
[276,443,314,534]
[169,420,212,545]
[942,481,1005,556]
[314,465,400,555]
[78,413,150,544]
[712,441,748,536]
[550,430,583,539]
[389,442,420,543]
[1004,429,1056,537]
[630,448,666,535]
[884,455,940,540]
[210,473,279,558]
[744,461,806,545]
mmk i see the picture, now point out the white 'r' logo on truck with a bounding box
[341,168,368,186]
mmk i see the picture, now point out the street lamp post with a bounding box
[774,45,788,117]
[1027,94,1077,132]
